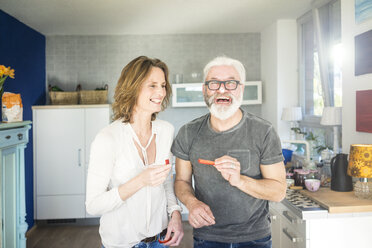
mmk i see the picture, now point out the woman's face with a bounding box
[135,66,167,115]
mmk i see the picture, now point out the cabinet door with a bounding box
[270,207,282,248]
[2,147,17,248]
[84,107,110,218]
[35,108,85,196]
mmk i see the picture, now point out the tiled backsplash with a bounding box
[46,33,261,132]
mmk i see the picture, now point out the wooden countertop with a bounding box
[300,188,372,213]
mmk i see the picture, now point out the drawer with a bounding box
[0,126,29,148]
[36,195,86,220]
[281,217,306,248]
[280,209,306,238]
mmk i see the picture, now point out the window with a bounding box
[297,0,342,154]
[298,0,342,118]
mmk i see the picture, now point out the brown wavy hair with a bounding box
[112,56,172,123]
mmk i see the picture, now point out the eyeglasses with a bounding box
[204,80,240,90]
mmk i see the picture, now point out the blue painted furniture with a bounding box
[0,121,31,248]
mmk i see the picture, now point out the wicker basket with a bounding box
[49,91,79,105]
[79,90,108,104]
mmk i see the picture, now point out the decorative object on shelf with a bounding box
[174,73,183,84]
[320,106,342,154]
[348,144,372,199]
[0,65,15,97]
[78,84,108,104]
[2,92,23,122]
[281,107,302,140]
[356,89,372,133]
[48,84,79,105]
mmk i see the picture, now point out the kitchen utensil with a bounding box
[330,153,353,192]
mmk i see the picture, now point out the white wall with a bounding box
[341,0,372,151]
[261,20,298,140]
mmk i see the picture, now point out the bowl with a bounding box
[286,179,295,188]
[305,179,320,192]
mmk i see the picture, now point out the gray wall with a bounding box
[46,33,261,133]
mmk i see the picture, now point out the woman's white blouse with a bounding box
[86,119,181,248]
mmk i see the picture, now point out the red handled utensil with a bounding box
[198,158,215,165]
[165,159,170,165]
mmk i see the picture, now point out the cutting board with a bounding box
[300,188,372,213]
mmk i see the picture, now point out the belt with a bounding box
[140,229,167,243]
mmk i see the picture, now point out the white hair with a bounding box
[203,56,246,83]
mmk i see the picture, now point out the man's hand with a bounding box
[187,199,215,228]
[162,211,184,246]
[214,155,241,187]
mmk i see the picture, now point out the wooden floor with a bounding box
[27,221,193,248]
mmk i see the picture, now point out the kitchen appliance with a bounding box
[330,153,353,192]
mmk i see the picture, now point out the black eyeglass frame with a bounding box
[204,80,241,90]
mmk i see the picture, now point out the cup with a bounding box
[305,179,320,192]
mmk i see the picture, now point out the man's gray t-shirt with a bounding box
[171,108,283,243]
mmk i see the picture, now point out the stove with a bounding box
[282,189,328,219]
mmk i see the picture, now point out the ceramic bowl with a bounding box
[286,179,295,188]
[305,179,320,192]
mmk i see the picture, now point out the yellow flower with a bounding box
[0,65,15,95]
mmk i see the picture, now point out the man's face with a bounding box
[203,65,244,120]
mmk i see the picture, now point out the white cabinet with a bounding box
[270,201,372,248]
[33,105,110,220]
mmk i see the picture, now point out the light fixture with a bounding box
[320,107,342,154]
[281,107,302,140]
[347,144,372,199]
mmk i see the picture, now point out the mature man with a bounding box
[171,56,286,248]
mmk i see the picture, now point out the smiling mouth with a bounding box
[215,96,232,104]
[150,98,162,104]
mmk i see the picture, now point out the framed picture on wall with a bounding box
[172,81,262,107]
[355,0,372,24]
[355,29,372,76]
[356,89,372,133]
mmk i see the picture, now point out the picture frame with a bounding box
[171,81,262,107]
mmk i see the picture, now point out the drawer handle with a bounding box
[283,228,303,243]
[17,133,23,140]
[78,149,82,167]
[5,135,11,139]
[283,210,303,224]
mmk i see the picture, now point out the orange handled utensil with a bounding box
[198,158,215,165]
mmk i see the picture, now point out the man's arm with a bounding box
[214,156,286,202]
[174,157,215,228]
[237,162,286,202]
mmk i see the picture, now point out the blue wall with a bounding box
[0,9,46,229]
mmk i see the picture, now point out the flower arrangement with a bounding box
[0,65,15,96]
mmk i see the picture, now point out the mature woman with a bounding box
[86,56,183,248]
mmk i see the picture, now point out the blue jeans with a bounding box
[101,233,168,248]
[193,235,272,248]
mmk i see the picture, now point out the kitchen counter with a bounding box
[300,187,372,214]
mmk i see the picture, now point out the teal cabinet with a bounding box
[0,121,31,248]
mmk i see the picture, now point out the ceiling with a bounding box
[0,0,312,35]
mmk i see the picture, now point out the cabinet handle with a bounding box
[282,228,303,243]
[5,135,11,139]
[283,211,303,224]
[17,133,23,140]
[78,149,82,167]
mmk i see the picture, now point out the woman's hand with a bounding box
[162,211,184,246]
[214,155,241,187]
[140,163,172,187]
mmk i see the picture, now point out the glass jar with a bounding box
[294,169,310,187]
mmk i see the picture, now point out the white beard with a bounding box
[205,92,243,120]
